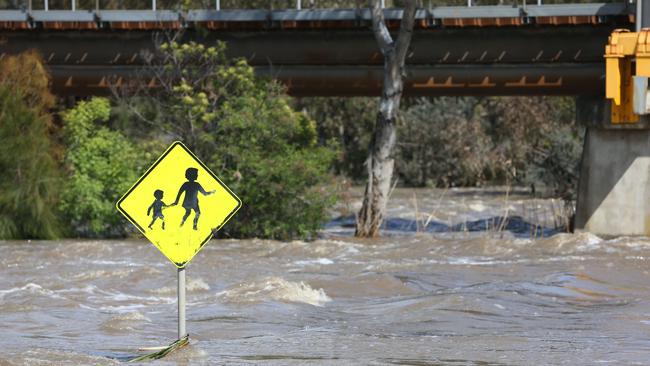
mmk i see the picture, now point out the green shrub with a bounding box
[294,97,376,182]
[116,40,338,239]
[209,83,338,239]
[60,97,144,237]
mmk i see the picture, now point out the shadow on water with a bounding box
[326,215,560,238]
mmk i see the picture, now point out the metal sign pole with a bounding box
[177,267,186,339]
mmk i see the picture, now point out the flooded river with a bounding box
[2,188,650,365]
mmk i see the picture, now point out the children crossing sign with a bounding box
[116,141,241,268]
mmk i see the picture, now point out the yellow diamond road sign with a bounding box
[116,141,241,268]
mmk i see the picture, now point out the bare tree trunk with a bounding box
[355,0,416,237]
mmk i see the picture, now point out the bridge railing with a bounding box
[0,0,629,11]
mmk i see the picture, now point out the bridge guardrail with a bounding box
[0,0,633,11]
[0,1,632,29]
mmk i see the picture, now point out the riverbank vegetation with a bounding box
[0,52,62,239]
[296,95,582,200]
[0,42,338,240]
[111,39,338,240]
[0,45,582,240]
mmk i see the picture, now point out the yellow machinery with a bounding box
[605,28,650,123]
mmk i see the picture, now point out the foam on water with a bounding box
[0,283,67,300]
[96,304,149,313]
[71,269,134,281]
[87,259,145,267]
[104,292,175,304]
[468,203,487,212]
[150,277,211,295]
[57,284,106,296]
[100,311,151,332]
[217,277,331,306]
[447,256,501,266]
[573,232,604,251]
[293,258,335,266]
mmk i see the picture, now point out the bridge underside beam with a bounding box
[0,25,619,96]
[48,63,604,97]
[1,26,616,65]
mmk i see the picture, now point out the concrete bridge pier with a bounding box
[575,96,650,236]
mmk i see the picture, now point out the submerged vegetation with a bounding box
[113,39,338,239]
[0,41,582,240]
[297,95,582,200]
[0,42,339,240]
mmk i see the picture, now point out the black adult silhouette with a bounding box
[172,167,215,230]
[147,189,168,230]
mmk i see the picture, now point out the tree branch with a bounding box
[370,0,393,54]
[395,0,417,67]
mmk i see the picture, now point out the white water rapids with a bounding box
[1,188,650,365]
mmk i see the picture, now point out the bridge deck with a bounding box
[0,3,634,96]
[0,3,633,29]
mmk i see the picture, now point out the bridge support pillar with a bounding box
[575,96,650,236]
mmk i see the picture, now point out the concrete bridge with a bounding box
[0,2,633,95]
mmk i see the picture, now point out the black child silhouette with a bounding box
[172,167,215,230]
[147,189,168,230]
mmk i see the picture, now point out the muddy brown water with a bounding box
[2,188,650,365]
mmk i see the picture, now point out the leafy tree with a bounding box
[0,51,62,239]
[209,82,338,239]
[115,39,338,239]
[60,97,144,237]
[294,97,376,182]
[397,97,494,187]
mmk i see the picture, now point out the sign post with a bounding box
[178,267,186,338]
[116,141,241,353]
